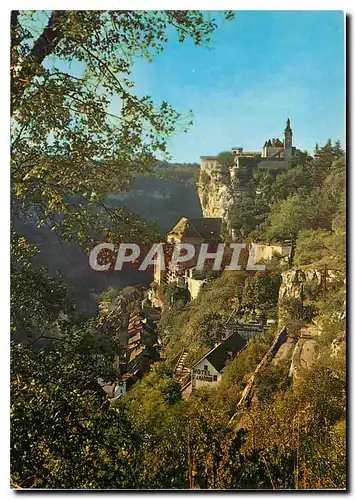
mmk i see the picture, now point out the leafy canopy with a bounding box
[11,10,234,248]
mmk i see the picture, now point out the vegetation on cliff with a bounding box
[10,10,345,490]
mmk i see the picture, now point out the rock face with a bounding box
[289,338,317,378]
[108,175,203,233]
[278,267,345,380]
[279,268,343,302]
[196,163,230,218]
[229,326,288,420]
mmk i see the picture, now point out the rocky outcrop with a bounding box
[279,267,345,378]
[229,326,288,423]
[279,268,343,302]
[196,165,231,218]
[289,338,317,378]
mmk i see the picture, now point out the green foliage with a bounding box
[99,286,121,304]
[271,163,317,200]
[193,311,230,346]
[12,10,233,247]
[219,328,276,395]
[163,283,190,305]
[11,325,137,489]
[280,297,317,324]
[11,230,72,340]
[161,271,248,360]
[294,229,331,266]
[291,155,346,269]
[10,12,346,488]
[254,362,290,401]
[236,332,346,489]
[217,151,234,172]
[242,271,281,314]
[229,144,345,267]
[230,192,258,238]
[155,161,200,183]
[265,193,317,242]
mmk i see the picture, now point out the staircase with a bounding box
[174,350,190,383]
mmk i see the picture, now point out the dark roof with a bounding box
[169,217,222,241]
[193,331,247,373]
[186,218,222,240]
[285,118,292,132]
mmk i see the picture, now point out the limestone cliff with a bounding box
[196,163,231,218]
[278,268,343,303]
[278,267,345,380]
[231,266,345,412]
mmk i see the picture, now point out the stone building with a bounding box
[197,119,297,219]
[153,216,222,286]
[231,118,296,174]
[201,118,296,181]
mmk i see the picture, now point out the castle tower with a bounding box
[283,118,293,160]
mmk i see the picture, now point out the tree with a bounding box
[230,192,258,238]
[333,140,345,159]
[217,151,234,171]
[11,230,71,341]
[271,164,317,201]
[242,272,281,315]
[294,149,313,166]
[264,193,316,243]
[11,10,234,248]
[163,283,190,305]
[194,311,230,346]
[11,323,140,489]
[294,229,330,266]
[314,139,337,173]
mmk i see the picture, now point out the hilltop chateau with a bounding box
[201,118,296,174]
[197,119,297,218]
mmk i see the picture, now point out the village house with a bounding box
[191,331,247,390]
[153,216,222,286]
[98,308,160,402]
[183,266,208,300]
[251,243,292,264]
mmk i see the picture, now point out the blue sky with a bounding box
[127,10,345,163]
[39,10,345,163]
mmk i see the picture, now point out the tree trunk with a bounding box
[11,11,67,114]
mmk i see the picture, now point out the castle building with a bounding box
[232,118,296,171]
[197,119,297,234]
[201,119,296,176]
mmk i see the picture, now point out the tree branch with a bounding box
[30,11,65,63]
[11,11,67,114]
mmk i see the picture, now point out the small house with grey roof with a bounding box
[191,331,247,390]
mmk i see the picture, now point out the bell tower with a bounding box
[283,118,293,160]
